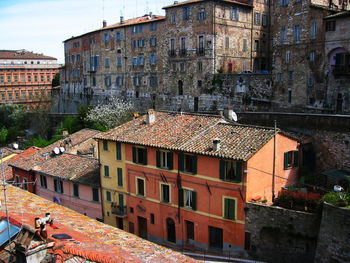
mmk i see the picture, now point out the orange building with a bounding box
[0,50,59,107]
[96,109,299,253]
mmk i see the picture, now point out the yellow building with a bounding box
[98,139,128,230]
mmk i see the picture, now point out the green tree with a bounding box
[0,128,8,144]
[52,73,60,87]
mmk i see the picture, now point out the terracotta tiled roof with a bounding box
[0,147,21,158]
[10,129,100,172]
[65,15,165,42]
[95,112,277,161]
[162,0,253,9]
[324,10,350,19]
[34,153,99,187]
[0,186,198,263]
[0,50,57,60]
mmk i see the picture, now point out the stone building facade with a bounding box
[324,11,350,113]
[59,0,272,113]
[0,50,59,108]
[271,0,349,112]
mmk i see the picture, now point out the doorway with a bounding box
[186,220,194,241]
[116,217,124,230]
[138,216,148,240]
[209,226,223,250]
[166,218,176,243]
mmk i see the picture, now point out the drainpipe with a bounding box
[272,120,277,202]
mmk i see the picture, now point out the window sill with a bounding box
[221,179,241,183]
[104,176,111,179]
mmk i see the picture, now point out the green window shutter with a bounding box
[117,168,123,187]
[192,191,197,210]
[143,148,148,165]
[293,151,299,167]
[192,156,197,174]
[54,180,57,192]
[106,191,111,201]
[156,151,161,168]
[103,141,108,151]
[224,198,229,219]
[179,189,184,207]
[60,181,64,193]
[132,147,136,163]
[104,166,110,177]
[119,194,124,206]
[235,162,242,182]
[167,152,173,170]
[230,199,236,220]
[220,160,226,180]
[284,152,289,170]
[179,154,184,172]
[116,142,122,160]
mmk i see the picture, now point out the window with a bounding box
[197,10,206,21]
[133,25,138,33]
[225,37,230,49]
[137,178,145,196]
[231,7,239,21]
[310,21,317,39]
[117,168,123,187]
[307,76,314,87]
[40,175,47,188]
[149,76,158,87]
[116,76,123,86]
[104,165,110,177]
[325,20,336,31]
[150,22,157,31]
[73,184,79,198]
[280,0,288,6]
[254,12,261,25]
[171,13,176,24]
[180,37,186,54]
[132,147,147,165]
[180,62,186,72]
[156,151,173,170]
[103,33,109,43]
[115,142,122,160]
[150,213,155,224]
[92,188,99,202]
[150,37,157,47]
[170,38,176,52]
[309,51,316,62]
[223,197,236,220]
[262,14,267,26]
[183,7,190,20]
[105,58,110,68]
[0,76,3,83]
[138,39,145,48]
[104,76,111,87]
[243,39,247,51]
[7,75,11,83]
[198,61,203,72]
[54,179,64,193]
[288,71,294,81]
[219,160,242,182]
[149,54,157,65]
[117,56,122,67]
[254,40,260,52]
[115,32,123,40]
[46,74,51,81]
[180,189,196,210]
[179,154,197,174]
[1,93,4,100]
[23,178,28,190]
[133,76,141,86]
[286,50,291,63]
[281,26,286,42]
[283,151,299,169]
[103,141,108,151]
[133,40,137,48]
[138,24,143,33]
[132,57,138,66]
[27,75,31,82]
[288,89,292,103]
[178,80,183,95]
[106,191,111,201]
[294,25,301,42]
[161,184,170,203]
[14,75,18,83]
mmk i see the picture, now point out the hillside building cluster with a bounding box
[59,0,350,114]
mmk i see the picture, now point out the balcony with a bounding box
[179,49,187,57]
[168,50,176,57]
[87,66,96,73]
[332,65,350,76]
[111,203,127,217]
[196,47,205,56]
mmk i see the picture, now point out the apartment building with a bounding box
[95,109,299,253]
[0,50,59,107]
[60,0,270,113]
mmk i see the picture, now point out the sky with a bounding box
[0,0,171,63]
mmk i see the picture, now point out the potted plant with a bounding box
[337,193,348,207]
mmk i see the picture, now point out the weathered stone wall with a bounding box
[245,202,320,263]
[314,203,350,263]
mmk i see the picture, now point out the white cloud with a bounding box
[0,0,170,63]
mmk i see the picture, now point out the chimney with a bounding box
[103,20,107,27]
[223,106,234,120]
[146,109,156,124]
[120,16,124,24]
[213,138,221,151]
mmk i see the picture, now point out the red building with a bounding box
[96,109,300,254]
[0,50,60,107]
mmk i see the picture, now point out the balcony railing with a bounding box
[179,49,187,56]
[196,47,205,56]
[111,204,127,217]
[332,65,350,76]
[168,50,176,57]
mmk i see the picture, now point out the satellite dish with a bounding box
[334,185,344,192]
[231,111,238,122]
[53,147,60,155]
[59,147,65,153]
[13,143,19,150]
